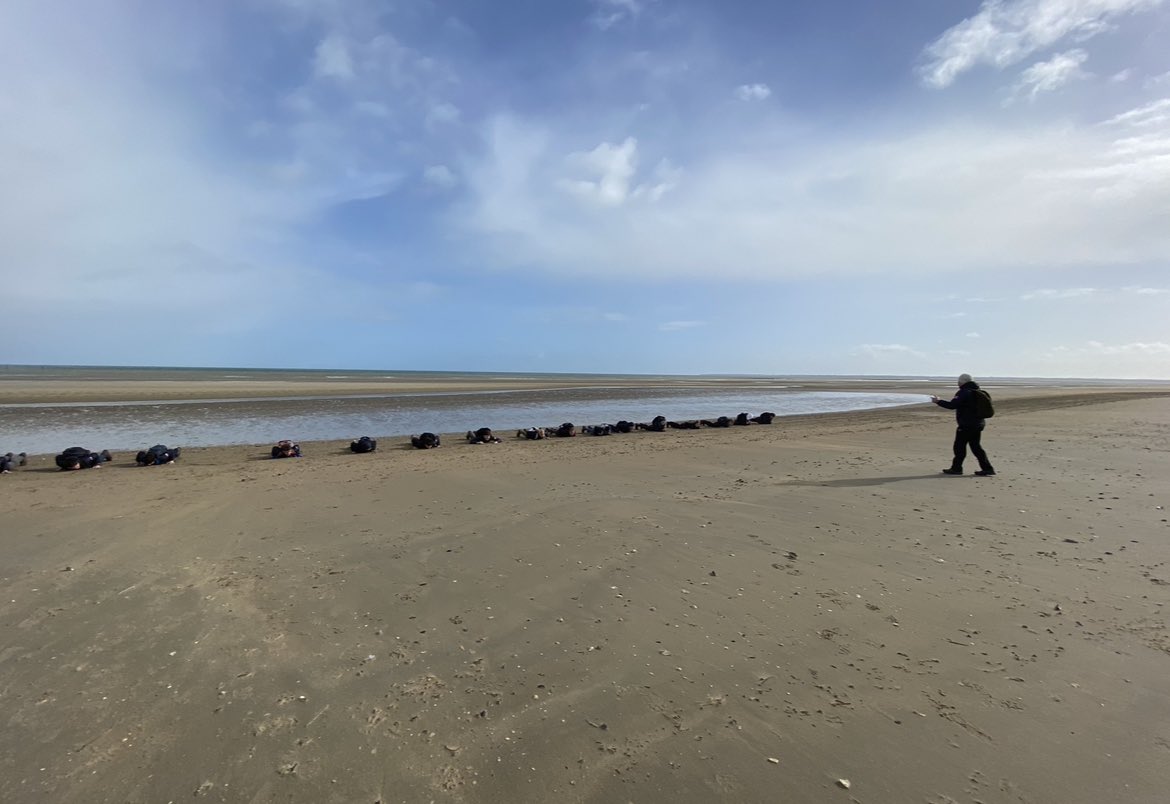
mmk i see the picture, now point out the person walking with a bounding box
[931,373,996,476]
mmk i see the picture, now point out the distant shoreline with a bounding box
[1,366,1166,405]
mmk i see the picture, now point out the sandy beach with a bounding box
[2,384,1169,803]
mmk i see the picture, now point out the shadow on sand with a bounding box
[781,474,960,488]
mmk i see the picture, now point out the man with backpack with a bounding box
[931,373,996,476]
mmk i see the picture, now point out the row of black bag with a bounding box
[13,411,780,470]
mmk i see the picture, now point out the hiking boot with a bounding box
[941,468,963,475]
[974,470,996,476]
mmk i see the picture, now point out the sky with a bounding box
[1,0,1168,378]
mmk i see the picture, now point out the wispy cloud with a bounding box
[423,164,458,189]
[659,320,705,331]
[426,101,461,128]
[1020,288,1098,300]
[1036,339,1170,378]
[559,138,640,206]
[919,0,1164,88]
[858,344,927,359]
[1022,286,1170,300]
[461,99,1170,280]
[590,0,645,30]
[314,33,355,80]
[1055,340,1170,355]
[1145,70,1170,89]
[735,83,772,101]
[1105,97,1170,127]
[1009,49,1090,102]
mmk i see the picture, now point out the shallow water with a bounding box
[1,387,925,454]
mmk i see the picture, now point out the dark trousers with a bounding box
[952,427,993,472]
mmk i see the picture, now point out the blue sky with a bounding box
[2,0,1168,378]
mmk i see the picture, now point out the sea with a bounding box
[3,364,1124,455]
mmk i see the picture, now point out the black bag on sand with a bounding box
[137,444,177,465]
[350,436,377,453]
[411,433,440,449]
[1,452,26,472]
[56,446,100,470]
[271,440,301,459]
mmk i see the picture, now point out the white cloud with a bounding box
[966,332,982,338]
[461,103,1170,280]
[1105,97,1170,127]
[735,83,772,101]
[0,1,416,345]
[354,100,391,118]
[858,344,927,359]
[1038,340,1170,377]
[1010,49,1089,102]
[591,0,644,29]
[1145,70,1170,89]
[314,33,354,80]
[629,159,681,202]
[920,0,1164,88]
[1122,285,1170,294]
[1082,340,1170,355]
[659,320,705,331]
[1020,287,1098,299]
[559,138,640,206]
[423,164,458,189]
[426,101,461,127]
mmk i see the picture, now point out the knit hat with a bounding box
[958,373,973,385]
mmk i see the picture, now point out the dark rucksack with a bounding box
[137,444,177,465]
[350,436,377,453]
[271,440,301,458]
[411,433,440,449]
[56,446,99,470]
[973,389,995,419]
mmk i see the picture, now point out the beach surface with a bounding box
[2,384,1169,803]
[0,370,841,405]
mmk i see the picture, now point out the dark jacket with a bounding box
[935,381,985,429]
[55,446,104,470]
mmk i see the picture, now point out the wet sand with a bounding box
[0,371,1132,406]
[2,385,1169,802]
[0,373,809,405]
